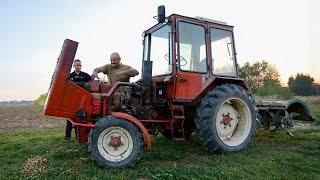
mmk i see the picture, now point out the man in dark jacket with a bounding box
[65,59,92,141]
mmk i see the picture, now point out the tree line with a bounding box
[0,100,32,105]
[239,60,319,98]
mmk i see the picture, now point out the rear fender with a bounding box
[111,112,152,150]
[195,76,250,102]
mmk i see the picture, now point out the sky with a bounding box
[0,0,319,101]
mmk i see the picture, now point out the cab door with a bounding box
[174,20,208,101]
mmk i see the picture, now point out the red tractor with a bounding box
[44,6,314,168]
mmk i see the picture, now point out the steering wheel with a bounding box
[164,54,188,66]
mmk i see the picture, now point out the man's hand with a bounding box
[91,71,98,79]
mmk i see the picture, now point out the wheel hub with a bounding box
[109,136,122,149]
[221,114,232,127]
[217,103,239,140]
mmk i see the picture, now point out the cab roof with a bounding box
[144,14,234,35]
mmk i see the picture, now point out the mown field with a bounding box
[0,102,319,179]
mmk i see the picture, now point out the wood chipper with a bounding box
[44,6,315,168]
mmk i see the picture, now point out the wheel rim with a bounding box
[97,127,133,162]
[216,98,252,147]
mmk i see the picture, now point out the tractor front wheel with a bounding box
[195,84,257,153]
[88,116,143,168]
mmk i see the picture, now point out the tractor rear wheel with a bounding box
[88,115,143,168]
[195,84,257,153]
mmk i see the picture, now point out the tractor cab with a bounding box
[142,9,240,103]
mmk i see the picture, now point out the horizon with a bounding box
[0,0,319,101]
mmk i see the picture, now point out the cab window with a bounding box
[149,25,172,76]
[211,28,236,76]
[178,21,207,73]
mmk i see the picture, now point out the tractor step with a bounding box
[171,104,184,110]
[170,104,186,140]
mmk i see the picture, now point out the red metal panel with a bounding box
[44,39,78,115]
[174,72,203,100]
[90,80,100,92]
[44,39,94,119]
[68,118,95,144]
[91,93,101,115]
[165,83,174,99]
[45,81,93,119]
[75,126,91,143]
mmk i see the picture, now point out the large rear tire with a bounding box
[195,84,257,153]
[88,115,143,168]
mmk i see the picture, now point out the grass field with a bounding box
[1,101,319,179]
[298,96,320,124]
[310,104,320,124]
[1,127,320,179]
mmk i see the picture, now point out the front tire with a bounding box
[195,84,257,153]
[88,116,143,168]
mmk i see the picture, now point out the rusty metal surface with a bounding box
[255,99,289,109]
[256,98,315,122]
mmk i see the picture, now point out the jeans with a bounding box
[65,119,73,138]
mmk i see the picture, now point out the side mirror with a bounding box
[157,5,166,23]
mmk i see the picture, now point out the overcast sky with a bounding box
[0,0,319,101]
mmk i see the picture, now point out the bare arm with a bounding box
[125,67,139,77]
[116,67,139,77]
[92,65,108,79]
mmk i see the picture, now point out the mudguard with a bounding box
[111,112,152,150]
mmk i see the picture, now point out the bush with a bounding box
[239,60,281,93]
[255,86,293,100]
[288,73,317,96]
[33,94,48,106]
[277,87,294,100]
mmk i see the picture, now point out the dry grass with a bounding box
[296,96,320,105]
[255,95,320,104]
[22,156,49,176]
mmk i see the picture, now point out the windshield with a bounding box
[145,25,172,76]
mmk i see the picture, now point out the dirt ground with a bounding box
[0,105,64,133]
